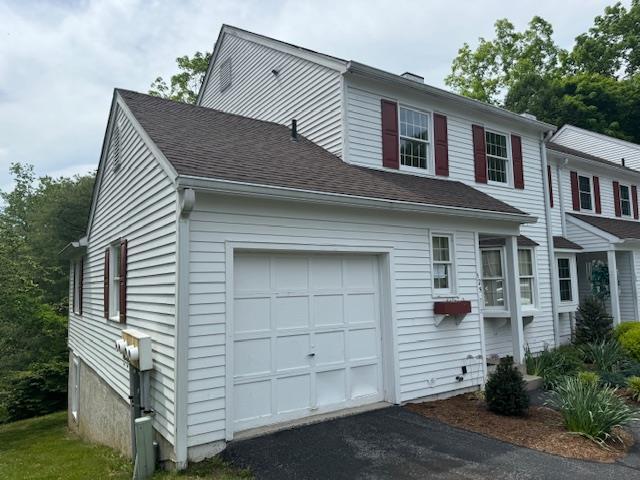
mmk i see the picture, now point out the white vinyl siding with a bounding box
[198,32,343,156]
[67,108,178,446]
[186,193,494,447]
[344,78,555,356]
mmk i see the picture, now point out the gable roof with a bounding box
[553,236,583,251]
[568,213,640,240]
[547,142,640,177]
[117,89,528,218]
[197,25,556,132]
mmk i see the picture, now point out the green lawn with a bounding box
[0,412,250,480]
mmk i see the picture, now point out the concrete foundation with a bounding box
[68,351,132,457]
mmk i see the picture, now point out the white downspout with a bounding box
[540,132,561,347]
[174,188,195,470]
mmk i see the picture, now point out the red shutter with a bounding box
[472,125,487,183]
[613,181,622,217]
[633,185,639,220]
[570,171,580,211]
[511,134,524,189]
[104,248,110,319]
[547,165,554,208]
[593,176,602,214]
[381,100,399,169]
[119,239,128,323]
[433,113,449,176]
[79,257,84,316]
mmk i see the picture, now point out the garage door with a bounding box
[232,252,383,432]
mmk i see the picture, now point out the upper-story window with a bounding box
[486,131,509,183]
[578,175,593,211]
[399,106,430,170]
[620,184,632,217]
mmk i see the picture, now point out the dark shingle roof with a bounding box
[117,90,526,216]
[547,142,640,175]
[569,213,640,240]
[553,236,583,250]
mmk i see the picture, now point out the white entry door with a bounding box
[232,252,383,432]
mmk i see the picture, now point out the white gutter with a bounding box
[548,148,640,180]
[346,61,557,133]
[540,130,561,347]
[176,175,537,225]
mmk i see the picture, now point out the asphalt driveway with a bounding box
[223,406,640,480]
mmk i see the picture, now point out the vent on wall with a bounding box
[219,59,232,92]
[112,121,121,173]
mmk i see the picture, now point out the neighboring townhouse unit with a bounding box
[547,133,640,342]
[64,26,565,469]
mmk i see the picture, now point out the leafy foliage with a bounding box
[447,1,640,143]
[577,371,600,386]
[149,51,211,104]
[485,356,529,416]
[0,163,95,422]
[579,338,629,373]
[619,325,640,362]
[547,376,639,444]
[575,297,613,344]
[627,376,640,402]
[614,321,640,340]
[525,345,581,389]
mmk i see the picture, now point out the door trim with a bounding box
[224,242,398,441]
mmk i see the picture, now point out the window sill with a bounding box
[487,180,514,190]
[399,165,432,177]
[108,316,122,324]
[483,309,510,318]
[433,292,458,299]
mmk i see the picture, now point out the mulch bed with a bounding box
[406,393,634,463]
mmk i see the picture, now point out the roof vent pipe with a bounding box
[622,157,626,167]
[291,119,297,141]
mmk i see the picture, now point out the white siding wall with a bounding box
[344,78,555,356]
[68,108,178,447]
[617,250,637,322]
[553,127,640,170]
[198,33,343,156]
[558,312,573,344]
[186,193,507,446]
[565,222,611,251]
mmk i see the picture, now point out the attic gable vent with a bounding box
[219,59,232,92]
[111,122,121,173]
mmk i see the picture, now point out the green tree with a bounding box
[569,0,640,78]
[445,17,566,104]
[149,51,211,104]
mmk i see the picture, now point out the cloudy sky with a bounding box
[0,0,625,189]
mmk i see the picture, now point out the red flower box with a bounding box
[434,300,472,316]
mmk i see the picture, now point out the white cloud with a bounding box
[0,0,623,188]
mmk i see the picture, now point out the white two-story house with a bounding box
[64,25,566,469]
[547,125,640,341]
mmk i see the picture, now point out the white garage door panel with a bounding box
[232,253,383,432]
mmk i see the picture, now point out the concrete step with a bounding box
[523,374,543,392]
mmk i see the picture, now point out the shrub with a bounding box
[574,297,613,344]
[485,356,529,416]
[578,371,600,386]
[627,376,640,402]
[619,327,640,362]
[547,376,639,444]
[580,338,630,373]
[525,345,581,389]
[614,322,640,340]
[599,371,628,388]
[1,360,68,422]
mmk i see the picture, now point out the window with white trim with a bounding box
[109,242,121,321]
[620,184,632,217]
[485,131,509,183]
[558,258,573,302]
[399,106,430,170]
[71,356,80,421]
[481,249,506,308]
[432,235,454,292]
[518,249,536,306]
[578,175,593,211]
